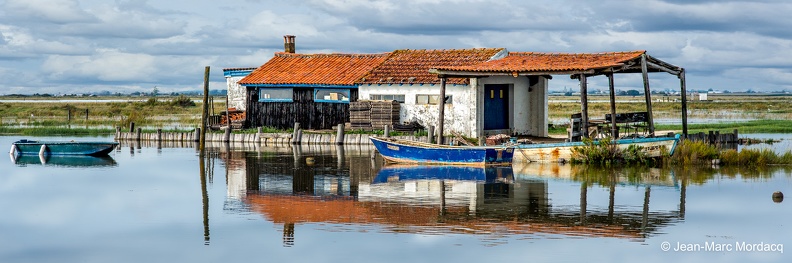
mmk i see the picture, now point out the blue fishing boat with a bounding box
[373,164,514,184]
[369,137,514,166]
[10,139,118,156]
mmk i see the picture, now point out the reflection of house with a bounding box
[236,36,684,139]
[219,149,683,246]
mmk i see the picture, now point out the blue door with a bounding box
[484,84,509,130]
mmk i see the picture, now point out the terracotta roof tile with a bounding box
[436,51,646,73]
[360,48,505,85]
[239,52,390,86]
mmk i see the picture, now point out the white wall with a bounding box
[359,76,548,138]
[359,83,477,137]
[225,76,248,111]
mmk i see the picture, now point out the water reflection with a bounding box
[208,144,692,246]
[10,154,117,167]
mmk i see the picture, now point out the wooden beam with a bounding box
[436,77,447,144]
[645,60,681,75]
[640,54,655,136]
[679,68,689,136]
[607,73,618,139]
[579,74,589,139]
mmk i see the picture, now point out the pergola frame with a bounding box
[429,52,688,142]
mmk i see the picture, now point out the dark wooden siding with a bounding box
[245,87,357,130]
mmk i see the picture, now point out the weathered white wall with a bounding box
[359,83,477,137]
[225,76,247,111]
[359,75,548,138]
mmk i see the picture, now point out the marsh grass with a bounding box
[670,139,792,166]
[571,138,658,165]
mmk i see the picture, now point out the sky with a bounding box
[1,0,791,95]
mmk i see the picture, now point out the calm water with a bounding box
[1,135,790,263]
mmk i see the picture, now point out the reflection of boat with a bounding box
[11,139,118,156]
[514,135,680,163]
[373,164,513,184]
[369,137,514,166]
[11,154,117,167]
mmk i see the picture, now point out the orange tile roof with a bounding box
[359,48,505,85]
[436,50,646,73]
[239,52,389,86]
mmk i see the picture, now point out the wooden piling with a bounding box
[157,129,162,142]
[336,124,345,145]
[200,66,210,153]
[436,77,447,144]
[384,125,390,138]
[428,126,435,144]
[129,122,135,133]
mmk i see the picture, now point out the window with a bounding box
[370,94,405,103]
[416,94,452,105]
[259,88,293,102]
[314,88,350,103]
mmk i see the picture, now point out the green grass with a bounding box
[0,126,115,136]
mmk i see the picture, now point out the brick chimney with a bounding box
[283,35,296,53]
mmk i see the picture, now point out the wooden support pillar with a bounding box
[580,182,587,224]
[640,54,655,137]
[335,124,345,145]
[200,66,210,154]
[679,69,689,137]
[607,73,618,139]
[579,74,589,139]
[436,77,447,144]
[427,125,435,144]
[85,109,89,120]
[384,125,390,138]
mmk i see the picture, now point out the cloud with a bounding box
[1,0,96,24]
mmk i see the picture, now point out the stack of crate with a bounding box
[370,100,400,129]
[350,100,372,129]
[349,100,400,130]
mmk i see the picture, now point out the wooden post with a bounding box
[436,77,447,144]
[157,128,162,142]
[579,74,589,138]
[194,128,201,142]
[291,122,301,144]
[607,73,618,139]
[115,126,121,138]
[200,66,210,154]
[640,54,655,136]
[708,130,715,144]
[428,125,435,144]
[384,125,390,138]
[335,124,345,145]
[733,129,739,143]
[85,109,89,121]
[136,127,142,141]
[679,69,689,137]
[223,127,231,143]
[129,122,135,133]
[67,108,72,122]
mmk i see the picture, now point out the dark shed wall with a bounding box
[245,87,357,130]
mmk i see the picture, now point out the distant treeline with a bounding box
[2,90,228,97]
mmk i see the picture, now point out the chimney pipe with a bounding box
[283,35,296,53]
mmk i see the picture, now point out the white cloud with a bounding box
[2,0,96,24]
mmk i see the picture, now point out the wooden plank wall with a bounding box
[245,88,357,130]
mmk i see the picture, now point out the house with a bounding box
[238,36,389,130]
[223,67,256,111]
[356,48,550,139]
[237,36,687,140]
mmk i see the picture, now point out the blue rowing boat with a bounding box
[369,137,514,166]
[10,139,118,156]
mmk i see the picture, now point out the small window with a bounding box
[416,94,452,105]
[315,89,350,103]
[370,94,405,103]
[259,88,293,102]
